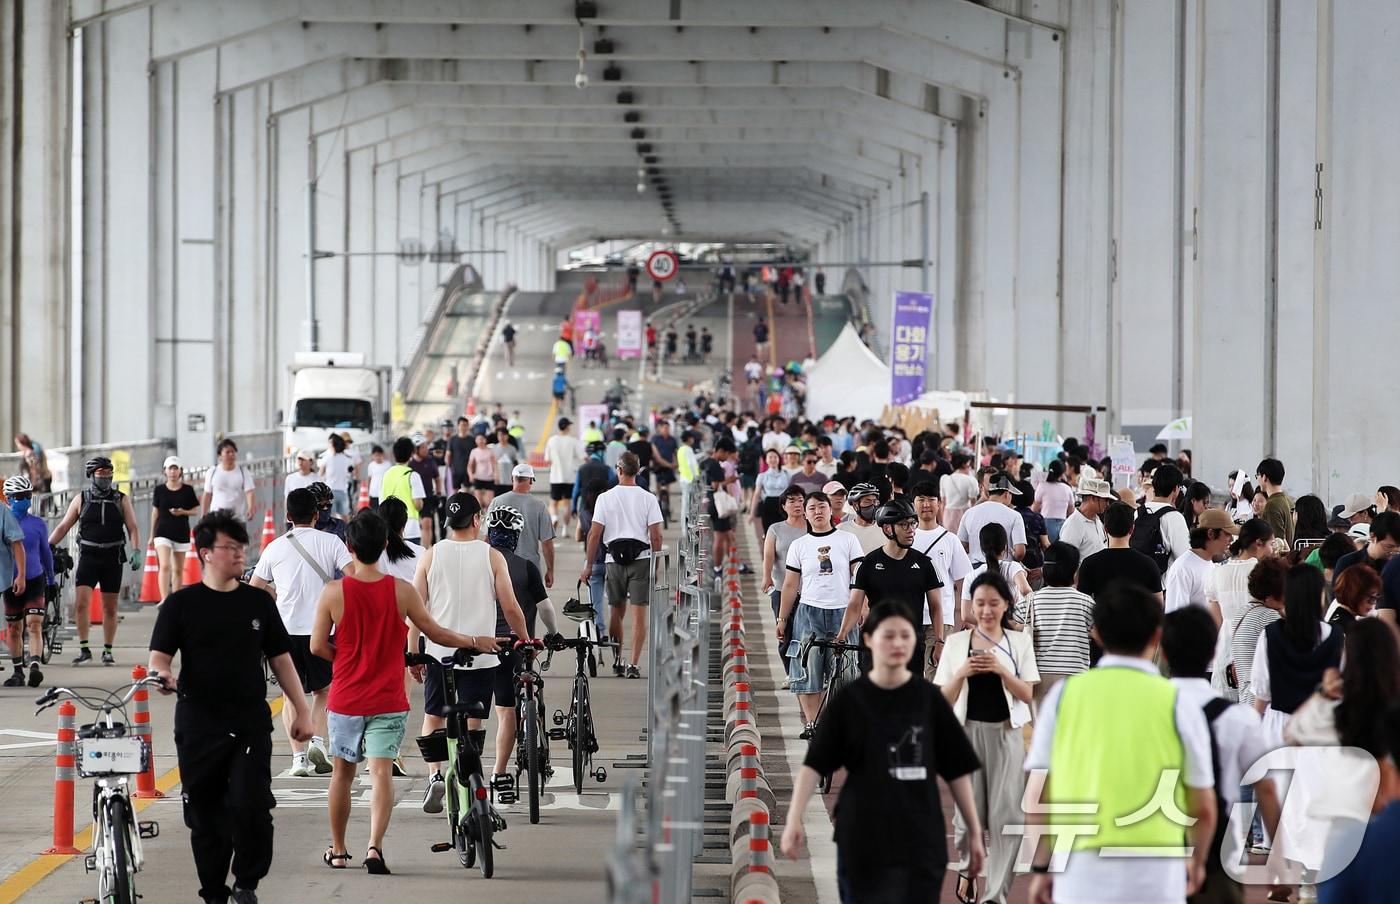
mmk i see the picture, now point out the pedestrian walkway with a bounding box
[0,509,664,903]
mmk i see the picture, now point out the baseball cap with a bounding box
[1196,508,1240,535]
[822,481,847,496]
[444,492,480,529]
[1076,477,1116,500]
[410,433,426,447]
[558,417,573,430]
[1339,493,1373,519]
[987,474,1022,496]
[163,455,182,469]
[511,463,536,480]
[783,445,801,456]
[295,448,315,462]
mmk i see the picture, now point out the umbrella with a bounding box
[1155,417,1192,441]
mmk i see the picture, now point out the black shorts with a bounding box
[423,664,496,718]
[3,579,44,621]
[550,482,572,502]
[285,634,333,694]
[492,650,522,708]
[653,467,676,487]
[711,516,734,533]
[74,547,125,592]
[472,479,495,491]
[419,496,438,518]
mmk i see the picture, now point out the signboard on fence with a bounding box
[1108,435,1136,489]
[577,404,610,435]
[889,291,933,405]
[616,310,643,360]
[572,308,601,341]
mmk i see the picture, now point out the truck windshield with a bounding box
[293,398,373,431]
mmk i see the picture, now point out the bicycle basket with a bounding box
[415,729,449,762]
[77,735,149,777]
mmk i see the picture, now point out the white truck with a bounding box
[282,352,392,456]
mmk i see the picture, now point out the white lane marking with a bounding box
[0,728,58,751]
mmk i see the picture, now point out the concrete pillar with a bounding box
[0,0,71,445]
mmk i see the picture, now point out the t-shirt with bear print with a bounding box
[785,528,866,610]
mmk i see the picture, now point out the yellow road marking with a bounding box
[0,697,285,903]
[533,398,560,456]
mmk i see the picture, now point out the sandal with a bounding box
[364,846,391,875]
[322,848,352,869]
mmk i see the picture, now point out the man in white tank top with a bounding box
[410,492,532,813]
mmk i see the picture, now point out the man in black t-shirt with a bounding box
[148,512,312,904]
[626,426,654,491]
[840,498,944,674]
[1076,502,1164,603]
[445,417,476,494]
[704,441,739,574]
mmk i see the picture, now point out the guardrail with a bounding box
[607,479,712,903]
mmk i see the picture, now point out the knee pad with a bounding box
[467,729,488,755]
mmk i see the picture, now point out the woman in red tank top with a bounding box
[311,511,482,875]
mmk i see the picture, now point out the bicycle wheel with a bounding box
[42,591,61,665]
[473,810,494,879]
[523,700,542,824]
[571,682,586,795]
[105,795,136,904]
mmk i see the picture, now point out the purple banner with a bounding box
[889,291,933,405]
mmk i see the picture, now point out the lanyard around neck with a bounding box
[974,627,1019,678]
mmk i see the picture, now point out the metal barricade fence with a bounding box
[608,480,712,904]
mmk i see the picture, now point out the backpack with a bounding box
[1129,503,1172,573]
[737,440,761,475]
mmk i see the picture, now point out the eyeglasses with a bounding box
[209,544,246,554]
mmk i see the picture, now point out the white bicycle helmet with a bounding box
[846,482,880,503]
[3,475,32,496]
[485,505,525,533]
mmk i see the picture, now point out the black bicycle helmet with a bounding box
[875,497,917,526]
[308,481,334,507]
[85,456,114,477]
[846,482,879,503]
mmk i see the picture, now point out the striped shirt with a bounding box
[1024,586,1095,674]
[1231,604,1280,706]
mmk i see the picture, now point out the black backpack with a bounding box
[1130,503,1172,574]
[737,440,762,476]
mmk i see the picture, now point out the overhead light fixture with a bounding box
[637,182,647,194]
[623,110,641,123]
[574,24,588,89]
[636,142,652,154]
[575,1,598,19]
[616,90,635,105]
[603,63,623,81]
[630,128,646,140]
[644,155,658,164]
[593,38,614,54]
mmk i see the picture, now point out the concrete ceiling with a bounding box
[75,0,1037,244]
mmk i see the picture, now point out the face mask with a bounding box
[91,476,113,493]
[857,504,877,521]
[8,499,30,518]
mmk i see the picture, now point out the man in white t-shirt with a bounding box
[1164,509,1236,613]
[1138,464,1192,570]
[365,445,392,505]
[201,439,256,521]
[543,418,584,534]
[285,449,318,498]
[249,488,355,776]
[911,481,973,655]
[761,418,789,455]
[957,473,1027,565]
[776,492,865,734]
[1059,477,1114,563]
[582,453,663,679]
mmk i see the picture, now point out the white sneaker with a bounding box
[289,755,310,778]
[306,739,333,775]
[422,773,446,814]
[780,677,792,690]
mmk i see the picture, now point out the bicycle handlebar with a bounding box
[35,676,169,716]
[404,636,542,670]
[798,635,862,668]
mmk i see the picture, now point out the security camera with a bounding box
[636,182,647,193]
[575,71,589,89]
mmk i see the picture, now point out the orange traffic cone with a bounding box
[357,482,370,511]
[88,589,104,625]
[465,396,477,417]
[259,509,276,551]
[138,544,161,603]
[182,532,202,586]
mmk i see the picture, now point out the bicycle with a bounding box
[509,639,551,824]
[42,545,75,665]
[34,677,167,904]
[544,634,608,795]
[408,647,508,878]
[796,634,862,794]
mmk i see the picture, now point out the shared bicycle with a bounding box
[544,633,608,794]
[796,634,861,794]
[34,677,167,904]
[408,647,508,878]
[41,545,74,664]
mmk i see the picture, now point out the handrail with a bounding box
[398,264,483,404]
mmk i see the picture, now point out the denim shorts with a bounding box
[326,710,409,763]
[331,489,351,516]
[786,604,856,693]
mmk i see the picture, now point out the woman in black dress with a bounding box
[781,603,986,903]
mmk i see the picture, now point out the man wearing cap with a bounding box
[380,437,427,544]
[1059,478,1114,564]
[1334,511,1400,584]
[836,483,885,554]
[487,464,556,589]
[409,433,442,544]
[957,473,1027,566]
[285,449,318,498]
[544,418,585,535]
[822,481,849,525]
[1164,509,1238,614]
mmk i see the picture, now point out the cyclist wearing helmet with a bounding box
[307,482,347,541]
[840,497,944,676]
[48,457,142,665]
[482,505,560,797]
[838,482,885,554]
[3,475,50,687]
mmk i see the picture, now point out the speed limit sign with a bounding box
[645,250,679,282]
